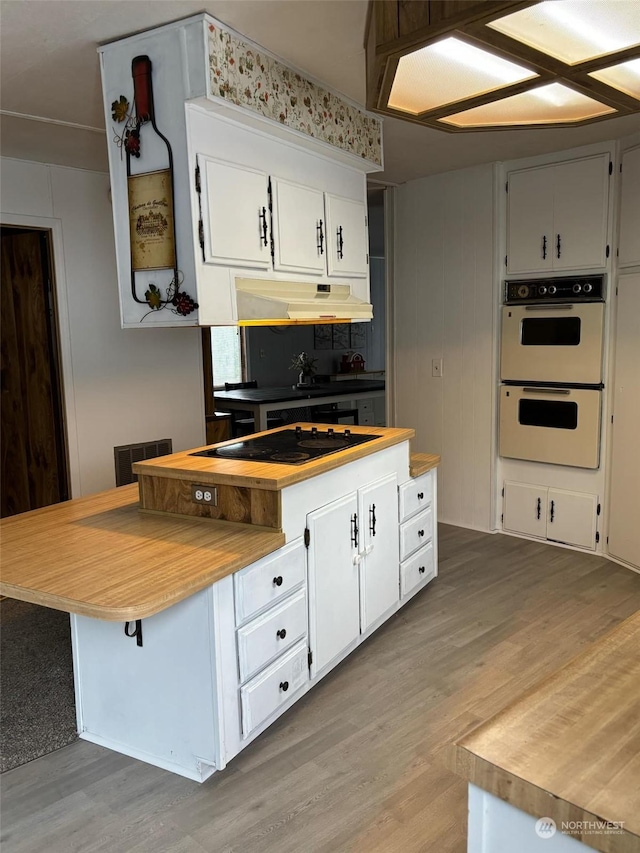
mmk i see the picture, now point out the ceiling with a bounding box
[2,0,640,184]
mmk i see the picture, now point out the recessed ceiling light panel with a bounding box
[589,59,640,100]
[487,1,640,65]
[439,82,616,127]
[387,36,538,114]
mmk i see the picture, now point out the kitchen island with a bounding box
[453,611,640,853]
[0,425,440,781]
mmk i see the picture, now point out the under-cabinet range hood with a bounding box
[235,279,373,325]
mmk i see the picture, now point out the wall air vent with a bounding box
[114,439,173,487]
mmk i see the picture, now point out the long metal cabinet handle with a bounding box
[556,234,561,259]
[259,207,268,246]
[317,220,325,255]
[523,387,571,395]
[536,497,541,520]
[524,304,573,311]
[542,235,547,259]
[550,500,555,523]
[350,513,359,548]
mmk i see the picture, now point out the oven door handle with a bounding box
[522,387,571,395]
[524,304,574,311]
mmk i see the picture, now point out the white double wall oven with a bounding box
[499,275,606,471]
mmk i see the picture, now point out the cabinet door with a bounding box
[359,474,399,631]
[552,154,610,271]
[547,489,598,550]
[199,157,271,269]
[608,274,640,568]
[307,492,360,676]
[271,177,326,274]
[503,481,547,539]
[618,146,640,268]
[507,166,554,274]
[325,194,368,278]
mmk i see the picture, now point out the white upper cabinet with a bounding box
[507,154,610,274]
[618,146,640,268]
[98,14,379,328]
[199,157,271,269]
[270,178,326,275]
[507,167,554,274]
[325,194,369,278]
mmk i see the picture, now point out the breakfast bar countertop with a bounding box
[0,485,285,622]
[453,610,640,853]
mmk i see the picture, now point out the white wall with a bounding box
[1,157,205,497]
[393,164,496,532]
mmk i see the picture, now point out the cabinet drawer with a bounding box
[399,507,433,561]
[357,400,373,413]
[240,640,309,738]
[237,589,308,683]
[400,542,435,598]
[399,471,433,522]
[234,539,305,625]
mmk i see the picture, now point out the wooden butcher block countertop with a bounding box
[453,611,640,853]
[409,452,440,477]
[0,485,284,621]
[133,424,415,490]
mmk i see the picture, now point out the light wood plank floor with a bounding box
[2,526,639,853]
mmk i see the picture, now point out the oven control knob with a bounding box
[572,283,582,294]
[548,285,557,295]
[583,282,593,294]
[538,285,547,296]
[517,284,530,299]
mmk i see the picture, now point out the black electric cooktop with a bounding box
[190,427,379,465]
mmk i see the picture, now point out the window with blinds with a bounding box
[210,326,244,388]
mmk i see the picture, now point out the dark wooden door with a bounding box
[1,227,69,517]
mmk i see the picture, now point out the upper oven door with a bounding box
[501,302,604,384]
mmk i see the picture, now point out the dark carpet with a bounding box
[0,598,77,772]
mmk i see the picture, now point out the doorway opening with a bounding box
[1,224,76,772]
[1,225,70,517]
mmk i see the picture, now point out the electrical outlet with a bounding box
[432,358,443,378]
[191,484,218,505]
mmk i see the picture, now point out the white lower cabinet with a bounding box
[359,473,401,631]
[234,538,306,624]
[503,481,599,550]
[236,588,307,683]
[73,445,440,783]
[400,541,435,598]
[307,473,400,676]
[233,537,309,739]
[240,640,309,738]
[307,492,361,676]
[398,470,438,600]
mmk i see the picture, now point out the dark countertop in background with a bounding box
[214,379,385,405]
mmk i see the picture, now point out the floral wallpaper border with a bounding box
[207,21,382,167]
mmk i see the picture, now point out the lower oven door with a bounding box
[499,385,601,469]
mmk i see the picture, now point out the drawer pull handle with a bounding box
[418,529,425,537]
[273,576,283,586]
[276,628,287,640]
[419,566,426,574]
[417,492,424,500]
[279,680,289,692]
